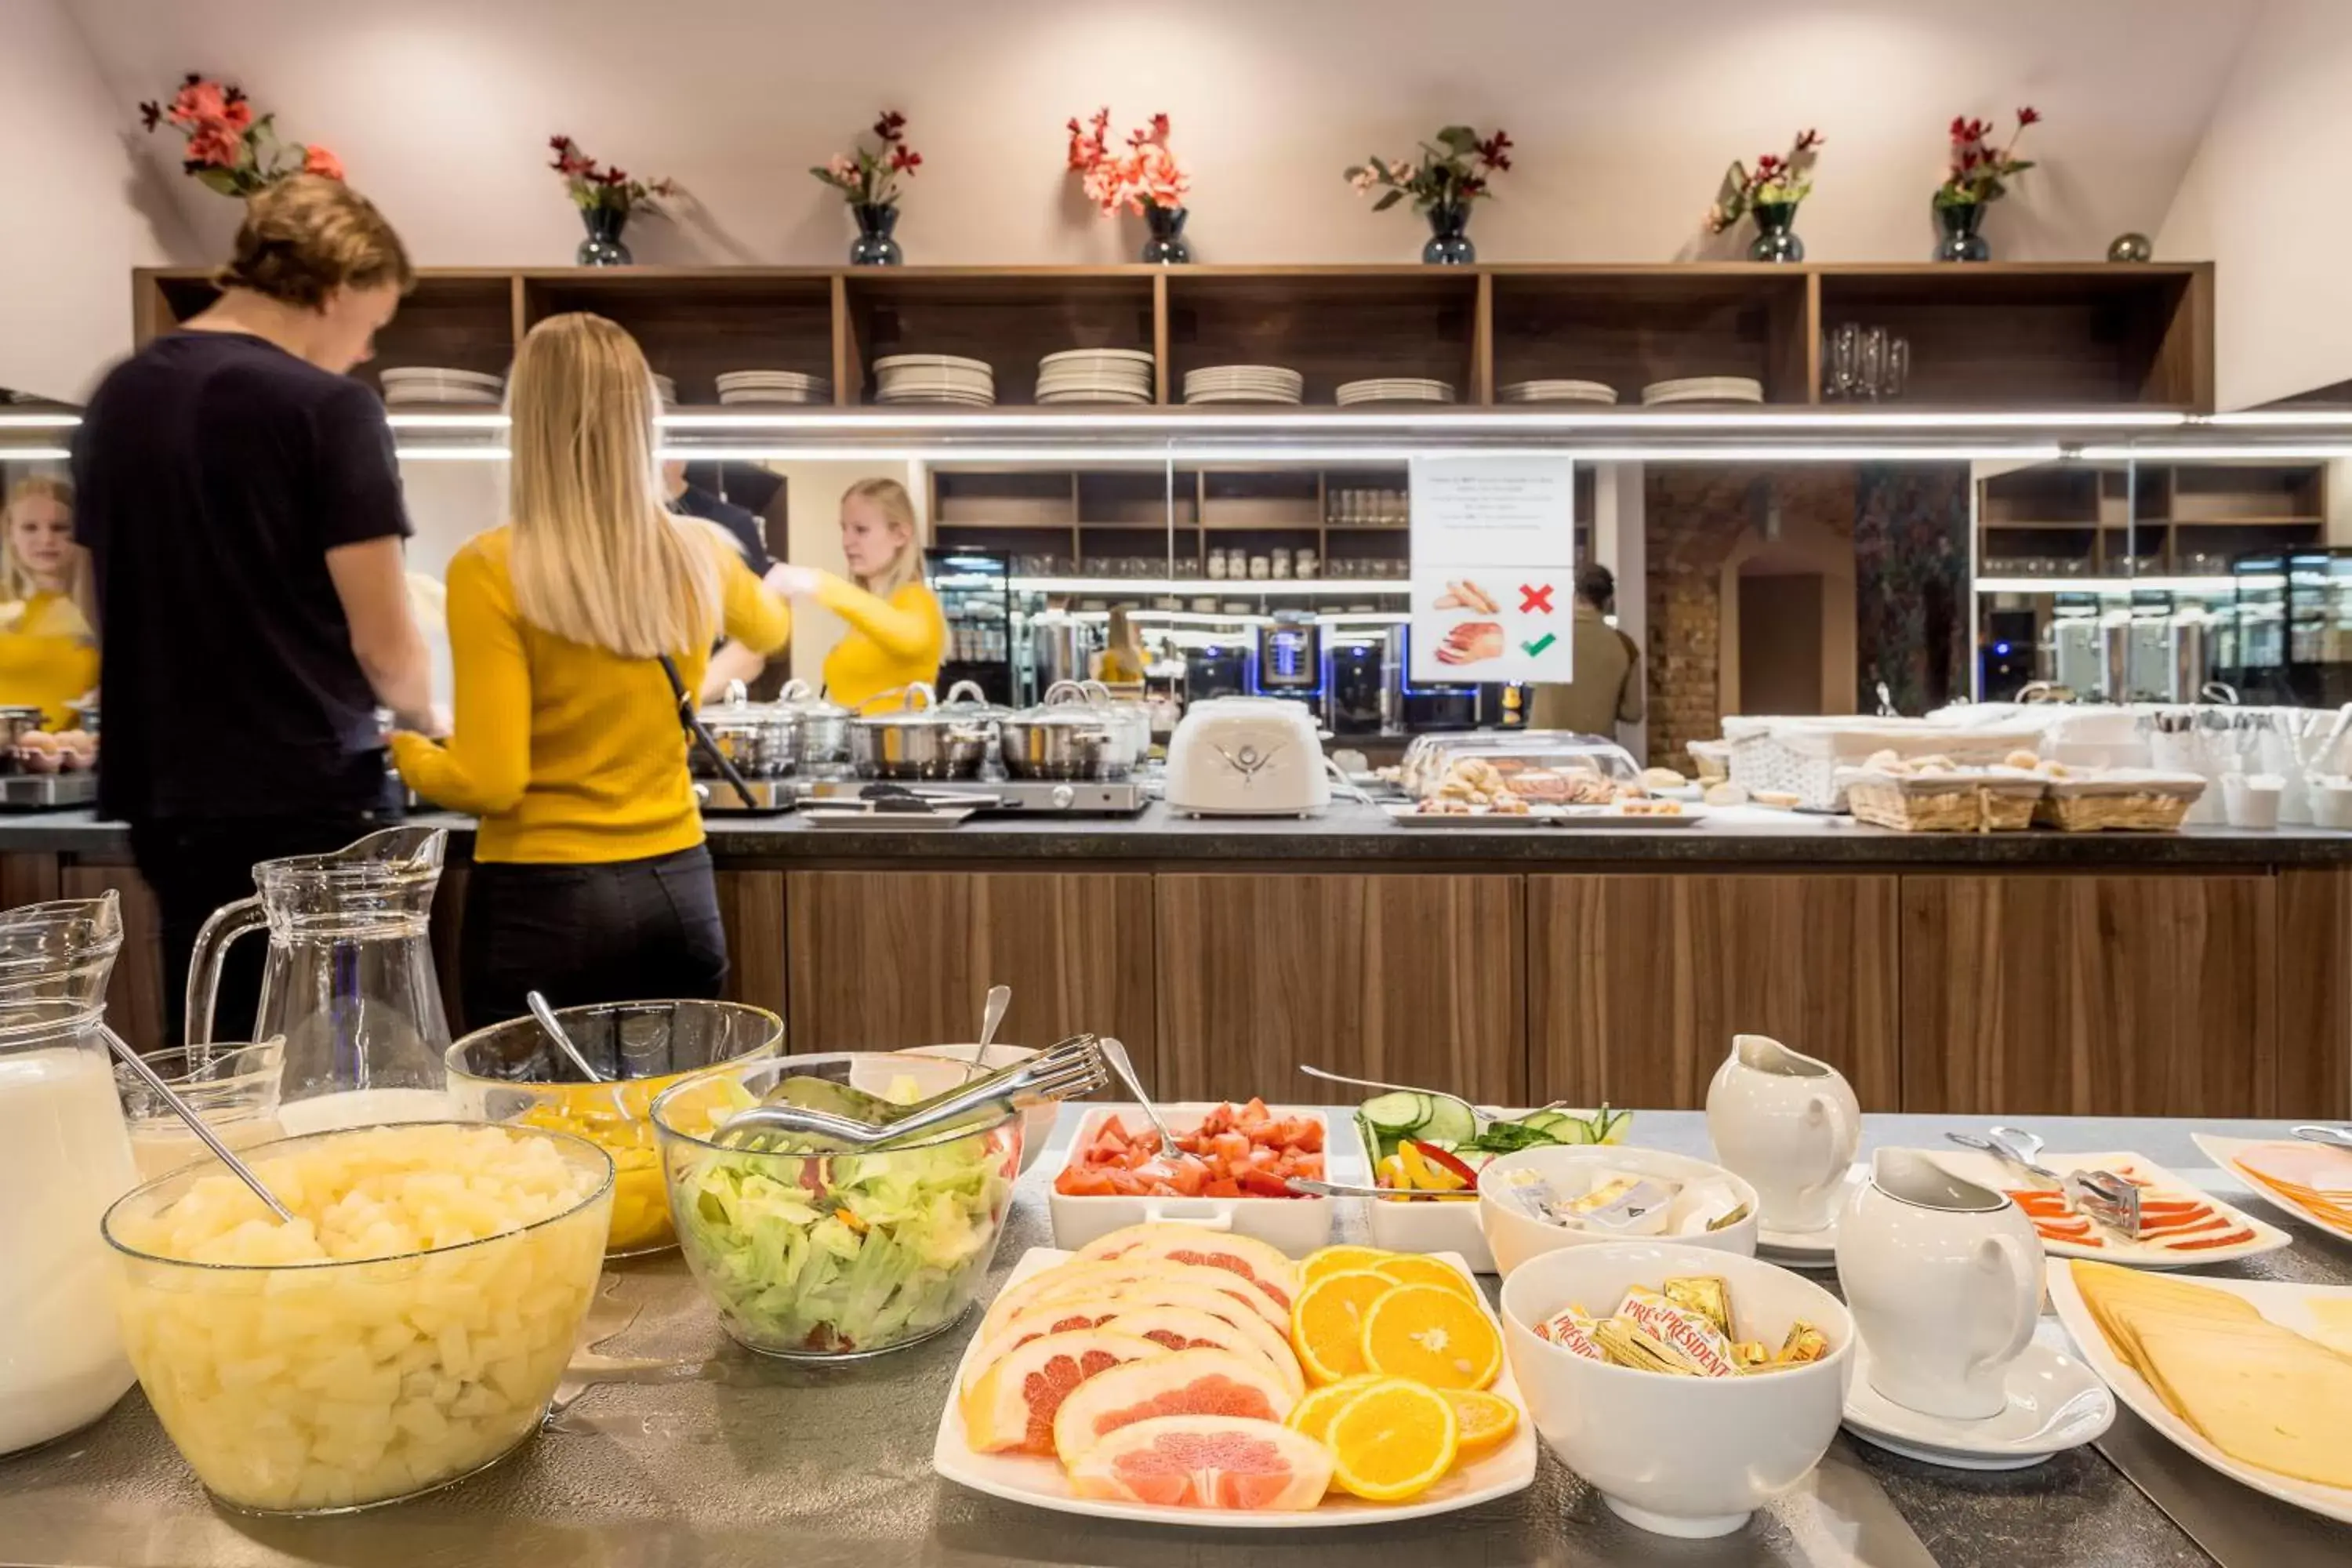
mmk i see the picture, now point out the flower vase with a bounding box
[1139,202,1191,264]
[849,202,903,267]
[576,205,632,267]
[1933,200,1991,263]
[1423,201,1475,265]
[1748,200,1805,263]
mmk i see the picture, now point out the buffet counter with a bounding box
[5,1109,2347,1568]
[7,808,2348,1121]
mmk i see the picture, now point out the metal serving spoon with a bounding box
[528,990,607,1083]
[1098,1035,1206,1171]
[103,1032,297,1223]
[968,984,1011,1066]
[2291,1123,2352,1149]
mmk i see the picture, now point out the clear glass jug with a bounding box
[0,891,140,1454]
[187,825,453,1134]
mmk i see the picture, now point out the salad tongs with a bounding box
[714,1033,1108,1151]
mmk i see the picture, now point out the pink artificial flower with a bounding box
[301,144,345,180]
[827,154,858,183]
[183,123,243,169]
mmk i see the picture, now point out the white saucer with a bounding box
[1842,1338,2115,1471]
[1752,1167,1864,1267]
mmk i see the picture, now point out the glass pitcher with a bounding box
[0,891,140,1454]
[187,825,453,1134]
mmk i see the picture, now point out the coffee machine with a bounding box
[1324,635,1387,736]
[1250,613,1324,705]
[1385,626,1481,731]
[1183,641,1249,705]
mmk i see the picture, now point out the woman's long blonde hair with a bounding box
[2,475,96,623]
[506,313,720,657]
[844,476,922,597]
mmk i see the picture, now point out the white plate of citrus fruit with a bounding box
[931,1225,1539,1525]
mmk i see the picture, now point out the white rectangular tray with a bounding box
[933,1246,1537,1527]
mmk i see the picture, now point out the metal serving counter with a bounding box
[5,1111,2349,1568]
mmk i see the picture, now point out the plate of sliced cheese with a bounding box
[2050,1261,2352,1523]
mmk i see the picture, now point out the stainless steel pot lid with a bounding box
[775,677,853,721]
[851,682,989,729]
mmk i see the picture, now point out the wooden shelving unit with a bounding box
[1977,461,2328,576]
[132,260,2216,411]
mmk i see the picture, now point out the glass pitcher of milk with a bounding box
[0,891,142,1455]
[186,825,453,1134]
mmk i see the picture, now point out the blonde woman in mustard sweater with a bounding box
[391,313,789,1026]
[767,476,944,711]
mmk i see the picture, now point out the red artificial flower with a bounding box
[1475,129,1514,171]
[888,145,921,173]
[2016,105,2042,127]
[302,144,345,181]
[138,100,163,131]
[875,110,907,143]
[1756,153,1785,175]
[1795,128,1824,153]
[182,123,243,169]
[604,166,629,186]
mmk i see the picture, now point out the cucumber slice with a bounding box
[1519,1110,1570,1134]
[1418,1094,1477,1147]
[1361,1092,1425,1133]
[1552,1110,1602,1145]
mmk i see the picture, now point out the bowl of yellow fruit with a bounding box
[102,1121,612,1515]
[445,1000,782,1256]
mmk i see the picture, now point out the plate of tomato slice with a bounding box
[1928,1148,2290,1269]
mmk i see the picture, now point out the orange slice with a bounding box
[1282,1374,1385,1443]
[1324,1377,1460,1501]
[1301,1244,1392,1285]
[1371,1254,1481,1299]
[1360,1283,1502,1391]
[1290,1269,1396,1385]
[1439,1386,1520,1457]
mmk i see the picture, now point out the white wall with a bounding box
[0,0,192,400]
[69,0,2243,284]
[2158,0,2352,408]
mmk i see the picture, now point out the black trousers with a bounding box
[131,811,386,1047]
[459,844,728,1033]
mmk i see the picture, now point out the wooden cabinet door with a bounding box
[2278,867,2352,1120]
[785,871,1156,1072]
[1529,873,1900,1111]
[1900,873,2278,1117]
[1153,873,1524,1104]
[713,869,788,1020]
[62,862,167,1054]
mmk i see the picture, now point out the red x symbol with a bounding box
[1519,583,1555,614]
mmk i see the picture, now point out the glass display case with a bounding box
[926,546,1018,707]
[2227,548,2352,706]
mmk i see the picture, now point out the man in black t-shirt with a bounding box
[74,176,436,1043]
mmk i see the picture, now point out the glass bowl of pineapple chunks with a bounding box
[445,1000,783,1257]
[102,1121,613,1515]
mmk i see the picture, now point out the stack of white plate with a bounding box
[652,373,679,408]
[1183,365,1304,405]
[1641,376,1764,407]
[1035,348,1154,405]
[1335,377,1457,406]
[873,354,996,406]
[715,369,833,405]
[1501,379,1618,405]
[380,367,503,406]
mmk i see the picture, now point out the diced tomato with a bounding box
[1236,1168,1294,1197]
[1060,1100,1327,1200]
[1208,1131,1251,1164]
[1054,1167,1118,1196]
[1204,1178,1243,1198]
[1238,1098,1272,1127]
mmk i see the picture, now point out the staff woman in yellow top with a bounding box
[0,477,100,729]
[390,314,791,1027]
[768,477,944,710]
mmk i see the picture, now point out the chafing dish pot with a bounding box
[849,682,995,781]
[694,682,800,780]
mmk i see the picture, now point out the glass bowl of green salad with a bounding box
[651,1052,1022,1359]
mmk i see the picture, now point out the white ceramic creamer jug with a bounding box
[1836,1149,2042,1421]
[1704,1034,1860,1233]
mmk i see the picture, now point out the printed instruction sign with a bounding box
[1407,455,1578,684]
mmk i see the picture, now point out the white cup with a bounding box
[2314,778,2352,830]
[1704,1035,1860,1234]
[1835,1149,2042,1421]
[2223,771,2283,829]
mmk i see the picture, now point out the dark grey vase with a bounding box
[1140,202,1191,264]
[849,203,903,266]
[1934,200,1991,263]
[1748,200,1805,263]
[1423,201,1475,265]
[576,204,631,266]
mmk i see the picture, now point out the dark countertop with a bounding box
[6,1109,2348,1566]
[8,803,2352,867]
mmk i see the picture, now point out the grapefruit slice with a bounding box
[1065,1414,1334,1511]
[984,1258,1289,1341]
[1104,1279,1305,1385]
[960,1296,1131,1396]
[1100,1305,1305,1396]
[1076,1225,1301,1309]
[1051,1347,1299,1467]
[960,1330,1167,1455]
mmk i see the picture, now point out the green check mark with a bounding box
[1522,633,1557,656]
